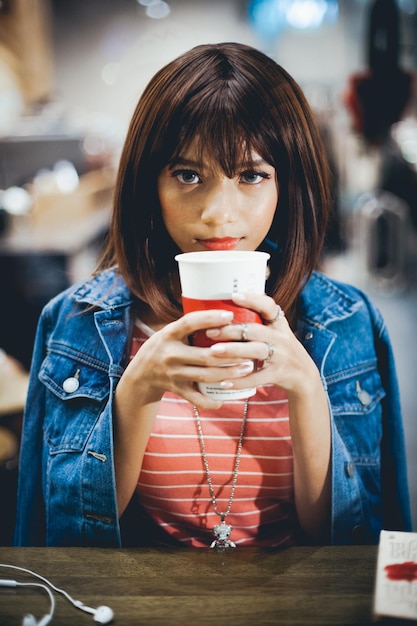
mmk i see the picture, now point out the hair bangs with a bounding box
[167,82,273,178]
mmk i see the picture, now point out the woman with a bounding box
[14,42,411,547]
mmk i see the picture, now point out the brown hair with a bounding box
[98,42,331,322]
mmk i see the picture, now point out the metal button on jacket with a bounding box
[63,369,80,393]
[345,461,355,477]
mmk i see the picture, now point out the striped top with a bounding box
[131,319,297,548]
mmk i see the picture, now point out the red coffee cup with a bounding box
[176,251,270,399]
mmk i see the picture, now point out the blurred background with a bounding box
[0,0,416,544]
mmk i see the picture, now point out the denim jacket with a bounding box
[14,268,412,546]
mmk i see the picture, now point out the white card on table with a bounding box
[373,529,417,621]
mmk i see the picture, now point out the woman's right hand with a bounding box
[115,309,249,411]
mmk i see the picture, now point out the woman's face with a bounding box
[157,141,278,253]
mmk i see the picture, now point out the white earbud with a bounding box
[21,605,113,626]
[0,565,114,624]
[93,605,114,624]
[74,601,114,623]
[22,613,51,626]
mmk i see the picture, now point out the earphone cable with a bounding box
[0,563,114,623]
[14,581,55,624]
[2,580,55,625]
[0,563,79,608]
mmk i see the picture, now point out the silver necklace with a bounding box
[192,398,249,549]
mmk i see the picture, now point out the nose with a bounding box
[200,178,238,225]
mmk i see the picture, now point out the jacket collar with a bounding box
[73,268,133,309]
[299,271,363,327]
[72,268,362,325]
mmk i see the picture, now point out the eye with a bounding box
[172,169,201,185]
[240,170,271,184]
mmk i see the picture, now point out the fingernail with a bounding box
[206,328,221,338]
[210,343,226,353]
[239,360,254,374]
[220,380,234,389]
[220,311,234,320]
[232,293,245,301]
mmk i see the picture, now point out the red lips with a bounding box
[199,238,240,251]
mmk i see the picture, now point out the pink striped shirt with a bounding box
[131,319,296,547]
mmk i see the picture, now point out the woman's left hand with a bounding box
[205,292,318,397]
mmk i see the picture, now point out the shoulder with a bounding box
[37,268,134,345]
[43,267,133,317]
[298,271,383,330]
[34,269,134,367]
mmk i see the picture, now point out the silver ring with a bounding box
[264,305,285,325]
[240,324,249,342]
[264,342,274,362]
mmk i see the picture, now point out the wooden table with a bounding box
[0,545,401,625]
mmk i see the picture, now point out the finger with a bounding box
[206,321,253,343]
[186,360,256,382]
[167,309,234,340]
[206,318,287,345]
[209,340,270,364]
[179,385,224,410]
[169,362,255,408]
[231,293,285,326]
[263,305,285,325]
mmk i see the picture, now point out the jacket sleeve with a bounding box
[13,299,125,547]
[13,305,49,545]
[298,320,374,544]
[298,273,411,544]
[330,296,412,544]
[369,299,412,532]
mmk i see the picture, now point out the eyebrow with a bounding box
[167,157,271,169]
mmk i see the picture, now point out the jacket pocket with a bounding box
[327,362,385,461]
[39,351,110,453]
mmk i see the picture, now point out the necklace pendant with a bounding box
[210,520,236,549]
